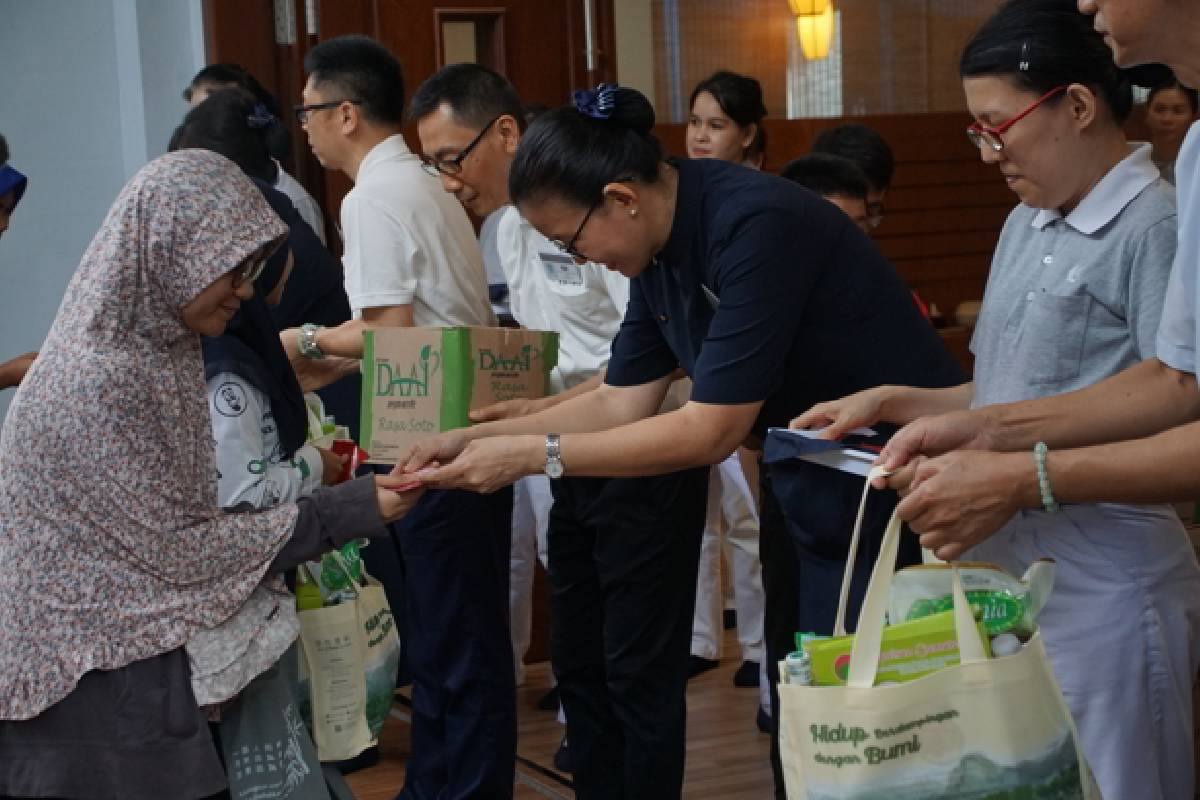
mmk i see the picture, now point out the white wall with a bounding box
[0,0,205,420]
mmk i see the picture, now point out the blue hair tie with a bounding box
[247,103,276,129]
[573,84,618,120]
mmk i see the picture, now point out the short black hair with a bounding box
[169,88,278,183]
[408,63,525,131]
[304,35,405,125]
[184,63,290,160]
[812,124,894,192]
[510,85,661,209]
[959,0,1157,126]
[780,154,869,199]
[0,133,8,167]
[1148,76,1199,114]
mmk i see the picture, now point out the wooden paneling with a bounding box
[646,0,1003,123]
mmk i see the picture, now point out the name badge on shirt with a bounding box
[538,251,586,295]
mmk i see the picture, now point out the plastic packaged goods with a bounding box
[888,560,1055,637]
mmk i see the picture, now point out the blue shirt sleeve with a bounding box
[689,207,822,405]
[604,276,679,387]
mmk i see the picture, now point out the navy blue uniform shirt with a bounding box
[605,158,965,435]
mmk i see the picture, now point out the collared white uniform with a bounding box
[341,135,493,326]
[207,372,323,508]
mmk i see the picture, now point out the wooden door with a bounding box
[203,0,617,249]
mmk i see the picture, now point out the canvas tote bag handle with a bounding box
[842,467,988,688]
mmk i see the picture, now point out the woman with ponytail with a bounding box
[401,84,965,796]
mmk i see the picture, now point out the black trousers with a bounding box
[547,468,709,800]
[381,487,517,800]
[760,463,916,799]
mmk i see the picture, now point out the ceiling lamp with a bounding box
[787,0,829,14]
[791,0,834,61]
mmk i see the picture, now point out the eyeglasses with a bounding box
[550,200,600,263]
[967,85,1069,152]
[231,255,267,289]
[419,115,501,178]
[293,99,362,124]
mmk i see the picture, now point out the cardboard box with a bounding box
[360,326,559,463]
[804,609,992,686]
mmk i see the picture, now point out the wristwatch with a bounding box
[544,434,564,479]
[298,323,325,360]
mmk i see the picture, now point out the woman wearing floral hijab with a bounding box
[0,149,421,799]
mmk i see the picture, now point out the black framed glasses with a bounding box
[419,115,501,178]
[293,99,362,124]
[550,200,600,263]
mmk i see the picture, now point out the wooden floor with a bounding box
[346,629,774,799]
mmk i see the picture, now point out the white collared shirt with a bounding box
[486,205,629,391]
[340,134,494,327]
[274,163,327,245]
[971,143,1177,406]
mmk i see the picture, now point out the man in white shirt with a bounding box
[183,64,328,244]
[410,64,709,799]
[287,37,514,799]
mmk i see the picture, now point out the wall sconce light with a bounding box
[789,0,834,61]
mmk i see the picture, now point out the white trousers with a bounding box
[970,502,1200,800]
[509,475,553,685]
[691,453,765,664]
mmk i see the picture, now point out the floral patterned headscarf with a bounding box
[0,150,296,718]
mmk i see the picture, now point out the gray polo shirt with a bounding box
[971,144,1177,407]
[1155,123,1200,374]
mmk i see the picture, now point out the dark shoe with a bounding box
[756,706,773,734]
[553,735,575,772]
[333,744,380,774]
[688,655,719,679]
[536,687,560,711]
[733,659,761,687]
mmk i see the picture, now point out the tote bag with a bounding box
[777,468,1099,799]
[297,556,401,761]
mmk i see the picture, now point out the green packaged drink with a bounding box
[320,540,364,592]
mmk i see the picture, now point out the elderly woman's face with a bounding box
[963,75,1094,212]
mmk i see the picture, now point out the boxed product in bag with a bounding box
[359,326,559,463]
[804,608,992,686]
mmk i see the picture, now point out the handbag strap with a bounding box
[832,466,888,637]
[844,473,988,688]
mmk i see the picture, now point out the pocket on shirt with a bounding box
[1019,291,1091,385]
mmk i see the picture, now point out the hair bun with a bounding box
[572,83,655,136]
